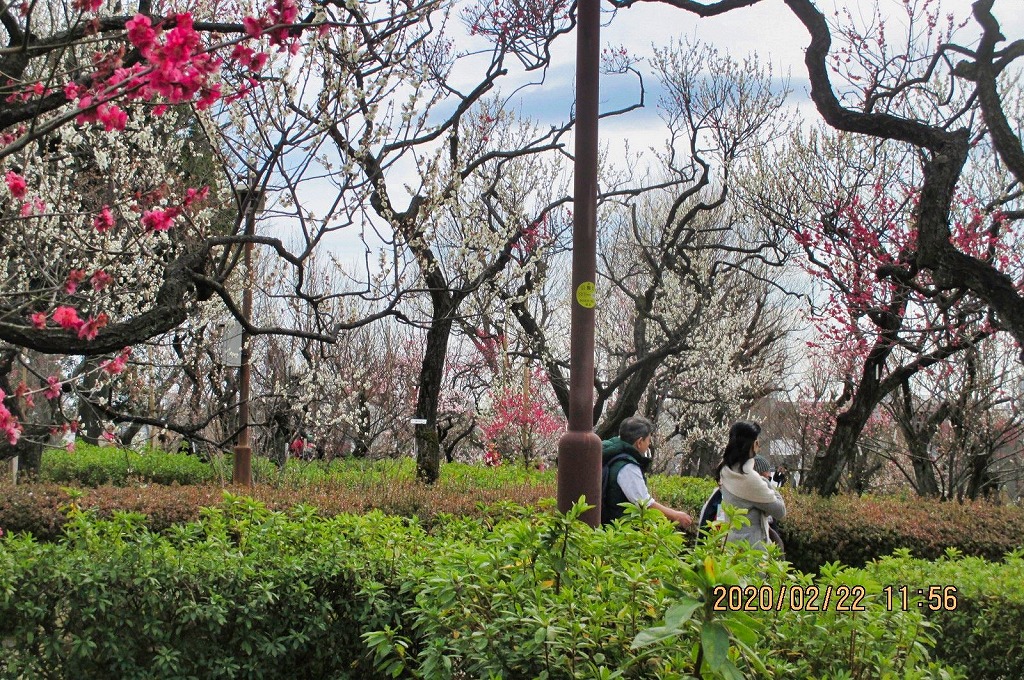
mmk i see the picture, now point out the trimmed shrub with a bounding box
[0,499,966,680]
[862,548,1024,679]
[0,497,427,679]
[650,474,718,514]
[777,491,1024,573]
[0,479,558,542]
[36,444,290,487]
[39,443,219,486]
[7,455,1024,577]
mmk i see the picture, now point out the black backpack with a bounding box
[694,487,724,544]
[600,452,638,525]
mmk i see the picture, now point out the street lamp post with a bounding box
[233,187,260,487]
[556,0,602,526]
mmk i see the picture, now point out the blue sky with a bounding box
[290,0,1024,262]
[492,0,1022,147]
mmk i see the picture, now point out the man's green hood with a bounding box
[601,436,651,471]
[602,436,632,457]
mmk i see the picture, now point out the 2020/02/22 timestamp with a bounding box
[710,584,958,612]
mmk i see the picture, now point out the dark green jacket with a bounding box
[601,437,652,525]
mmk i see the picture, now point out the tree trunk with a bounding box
[965,449,997,500]
[0,351,46,474]
[0,431,44,476]
[910,447,941,498]
[595,361,660,440]
[804,358,888,495]
[414,313,455,484]
[804,416,858,495]
[121,421,146,448]
[891,381,945,498]
[692,437,720,478]
[77,357,104,445]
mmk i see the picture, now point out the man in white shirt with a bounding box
[600,416,693,529]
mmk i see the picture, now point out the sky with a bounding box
[293,0,1024,262]
[500,0,1024,165]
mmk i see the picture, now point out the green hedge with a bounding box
[0,497,976,679]
[861,548,1024,679]
[7,451,1024,576]
[38,443,233,486]
[650,473,719,513]
[777,492,1024,573]
[0,480,558,542]
[0,497,423,679]
[36,447,554,490]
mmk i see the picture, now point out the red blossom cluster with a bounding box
[512,214,550,261]
[795,181,1012,370]
[479,374,563,464]
[71,0,104,12]
[32,301,112,340]
[471,329,503,371]
[243,0,302,54]
[463,0,570,63]
[101,348,132,375]
[4,170,26,198]
[141,207,179,232]
[0,0,279,439]
[0,390,23,444]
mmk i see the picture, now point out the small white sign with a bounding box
[410,418,427,425]
[221,319,243,367]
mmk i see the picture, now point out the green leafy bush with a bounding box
[9,453,1024,578]
[40,444,218,486]
[861,548,1024,679]
[366,503,962,679]
[650,474,718,515]
[0,496,427,679]
[0,497,999,679]
[0,478,557,542]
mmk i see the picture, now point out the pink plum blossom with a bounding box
[77,313,109,340]
[93,205,115,232]
[0,390,22,445]
[44,377,62,400]
[5,171,27,199]
[71,0,104,11]
[141,208,177,232]
[64,269,87,294]
[52,306,83,331]
[101,349,131,375]
[90,270,113,290]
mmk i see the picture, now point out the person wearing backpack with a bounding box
[716,420,785,552]
[600,416,692,529]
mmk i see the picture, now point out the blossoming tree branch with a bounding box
[0,0,308,447]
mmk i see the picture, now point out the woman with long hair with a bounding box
[716,420,785,551]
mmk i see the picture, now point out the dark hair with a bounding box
[619,416,654,447]
[716,420,761,480]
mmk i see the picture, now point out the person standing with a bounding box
[772,463,789,487]
[717,421,785,551]
[601,416,693,529]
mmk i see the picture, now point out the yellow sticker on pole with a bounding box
[576,281,596,308]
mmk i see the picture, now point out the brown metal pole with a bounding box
[232,190,256,487]
[557,0,602,526]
